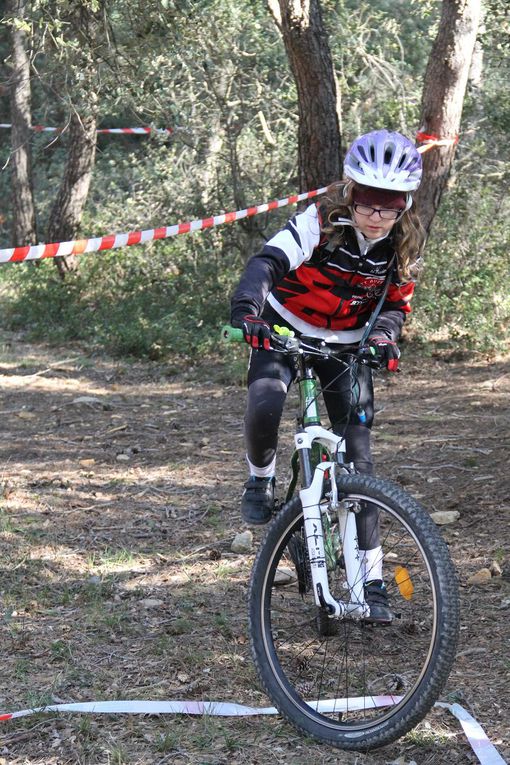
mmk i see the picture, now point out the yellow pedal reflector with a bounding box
[394,565,414,600]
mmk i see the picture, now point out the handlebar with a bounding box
[221,325,245,343]
[221,325,381,368]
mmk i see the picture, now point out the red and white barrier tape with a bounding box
[0,123,174,135]
[0,696,506,764]
[1,123,459,147]
[0,134,458,264]
[416,131,460,154]
[2,124,457,146]
[0,187,328,264]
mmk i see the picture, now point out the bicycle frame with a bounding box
[294,356,369,620]
[243,328,460,748]
[220,325,372,620]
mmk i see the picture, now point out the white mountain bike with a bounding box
[223,325,459,750]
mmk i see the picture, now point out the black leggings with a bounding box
[245,346,375,473]
[244,346,379,550]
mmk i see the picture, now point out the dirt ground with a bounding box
[0,332,508,765]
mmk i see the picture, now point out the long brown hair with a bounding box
[320,180,426,281]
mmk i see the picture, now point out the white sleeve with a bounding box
[264,204,321,270]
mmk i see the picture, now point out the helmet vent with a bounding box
[343,129,423,191]
[384,147,393,165]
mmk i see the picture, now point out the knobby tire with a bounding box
[249,473,459,750]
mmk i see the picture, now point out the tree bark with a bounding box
[7,0,37,246]
[47,111,97,277]
[267,0,341,191]
[416,0,482,234]
[44,0,105,277]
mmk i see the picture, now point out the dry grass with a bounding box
[0,334,508,764]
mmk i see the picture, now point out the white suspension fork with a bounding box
[296,428,368,619]
[299,463,342,617]
[335,498,367,613]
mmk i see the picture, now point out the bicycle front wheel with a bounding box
[249,473,459,750]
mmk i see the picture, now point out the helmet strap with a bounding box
[395,194,413,221]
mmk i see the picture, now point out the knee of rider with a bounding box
[246,378,287,420]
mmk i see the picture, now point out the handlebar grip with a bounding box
[221,325,244,343]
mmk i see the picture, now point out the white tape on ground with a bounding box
[0,695,400,720]
[1,696,507,763]
[435,702,507,765]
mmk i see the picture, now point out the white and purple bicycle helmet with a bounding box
[344,129,422,192]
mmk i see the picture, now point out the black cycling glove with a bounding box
[234,314,271,351]
[368,336,401,372]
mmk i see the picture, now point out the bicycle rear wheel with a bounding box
[249,473,459,750]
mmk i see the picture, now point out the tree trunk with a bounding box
[267,0,341,191]
[7,0,37,246]
[47,111,97,277]
[44,0,104,277]
[416,0,482,234]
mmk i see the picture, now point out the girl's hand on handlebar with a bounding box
[237,314,272,351]
[367,336,401,372]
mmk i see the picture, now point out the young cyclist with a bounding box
[230,129,425,622]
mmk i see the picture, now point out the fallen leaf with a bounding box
[140,598,164,609]
[71,396,112,410]
[430,510,460,525]
[489,560,503,577]
[467,568,492,585]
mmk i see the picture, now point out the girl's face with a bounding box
[352,204,400,239]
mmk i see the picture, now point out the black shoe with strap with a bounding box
[364,579,394,625]
[241,476,275,525]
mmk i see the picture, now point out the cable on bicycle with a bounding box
[302,352,366,441]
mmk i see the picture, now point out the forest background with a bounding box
[0,4,509,763]
[0,0,509,361]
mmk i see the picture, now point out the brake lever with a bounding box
[357,345,382,369]
[270,334,300,353]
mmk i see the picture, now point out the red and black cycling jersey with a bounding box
[231,203,415,342]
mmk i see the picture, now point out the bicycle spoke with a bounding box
[250,478,458,749]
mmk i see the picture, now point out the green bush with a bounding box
[413,182,510,351]
[0,0,508,359]
[0,229,244,359]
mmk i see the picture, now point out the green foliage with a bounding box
[0,227,245,357]
[0,0,295,357]
[414,184,510,351]
[326,0,440,139]
[0,0,508,356]
[410,0,510,352]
